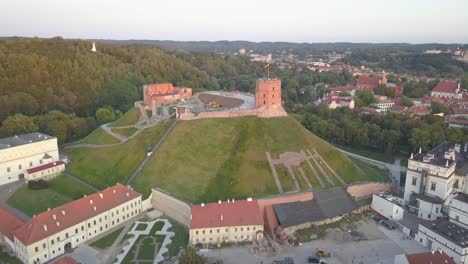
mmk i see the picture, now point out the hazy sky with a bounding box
[1,0,467,43]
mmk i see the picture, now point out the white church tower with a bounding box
[91,42,97,52]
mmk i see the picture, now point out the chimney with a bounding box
[410,153,413,159]
[43,224,48,231]
[47,208,51,211]
[227,199,230,203]
[221,214,223,221]
[84,194,87,197]
[446,160,449,167]
[113,189,116,194]
[218,200,221,204]
[232,198,235,203]
[201,203,205,207]
[126,192,129,197]
[419,147,422,154]
[56,222,60,227]
[431,250,435,254]
[89,199,93,204]
[61,210,66,215]
[247,198,253,202]
[52,214,56,220]
[93,206,96,211]
[99,193,103,199]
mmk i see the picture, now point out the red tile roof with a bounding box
[390,104,407,112]
[12,184,141,245]
[405,250,456,264]
[0,207,26,240]
[449,117,468,125]
[329,85,356,92]
[409,105,431,116]
[190,199,263,229]
[432,81,460,94]
[53,256,78,264]
[26,160,65,174]
[356,76,383,86]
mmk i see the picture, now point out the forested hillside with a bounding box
[0,38,271,142]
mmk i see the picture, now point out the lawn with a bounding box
[135,223,148,231]
[110,107,141,127]
[8,187,73,216]
[350,157,391,183]
[91,227,124,249]
[73,127,120,145]
[300,161,321,188]
[112,127,138,138]
[0,249,22,264]
[122,221,168,264]
[7,176,95,216]
[134,116,365,202]
[167,221,188,257]
[64,120,172,189]
[276,164,295,192]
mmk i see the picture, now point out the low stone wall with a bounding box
[150,188,191,227]
[178,105,287,120]
[346,182,394,200]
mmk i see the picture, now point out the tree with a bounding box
[355,91,375,107]
[409,128,431,152]
[0,114,38,136]
[400,96,414,107]
[95,107,116,124]
[431,102,448,115]
[179,247,206,264]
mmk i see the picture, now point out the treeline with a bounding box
[342,50,468,78]
[294,105,468,156]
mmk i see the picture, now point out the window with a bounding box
[436,208,439,214]
[93,220,96,225]
[428,214,431,219]
[235,228,237,232]
[456,215,460,221]
[30,162,33,167]
[225,228,228,232]
[81,226,84,231]
[88,223,91,228]
[35,247,38,252]
[7,167,10,173]
[51,240,54,245]
[65,233,69,238]
[75,228,78,234]
[241,228,243,231]
[40,160,43,164]
[18,165,22,170]
[431,182,436,191]
[196,231,199,235]
[202,230,205,234]
[217,229,220,233]
[57,236,60,242]
[412,177,417,186]
[210,230,212,234]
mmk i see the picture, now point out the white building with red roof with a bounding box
[431,81,463,99]
[0,133,60,186]
[9,184,142,264]
[0,207,26,252]
[189,198,264,246]
[322,96,355,109]
[24,161,65,183]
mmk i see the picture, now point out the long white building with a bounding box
[1,184,142,264]
[0,133,59,185]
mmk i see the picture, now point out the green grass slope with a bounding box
[64,120,172,189]
[133,116,383,203]
[110,107,141,127]
[73,127,120,145]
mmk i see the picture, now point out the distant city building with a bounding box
[238,48,246,55]
[189,198,264,246]
[322,96,355,109]
[431,81,463,99]
[371,99,395,114]
[424,49,442,54]
[408,105,431,117]
[2,184,142,264]
[389,104,408,114]
[143,83,192,110]
[0,133,60,186]
[91,42,97,52]
[328,85,356,97]
[356,75,387,92]
[448,117,468,129]
[255,79,282,108]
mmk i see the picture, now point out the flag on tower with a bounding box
[264,64,270,70]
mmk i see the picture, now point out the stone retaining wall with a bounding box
[346,182,394,199]
[150,188,191,227]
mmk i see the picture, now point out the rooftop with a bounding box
[190,199,263,229]
[454,192,468,203]
[26,160,65,174]
[0,207,26,240]
[0,132,56,150]
[432,81,460,94]
[356,75,383,86]
[404,250,456,264]
[414,193,444,204]
[422,219,468,248]
[12,184,141,245]
[411,142,468,176]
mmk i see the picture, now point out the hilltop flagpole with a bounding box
[264,64,270,79]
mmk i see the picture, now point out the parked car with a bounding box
[307,256,326,264]
[146,147,153,157]
[272,257,294,264]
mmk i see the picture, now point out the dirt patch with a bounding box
[198,93,244,108]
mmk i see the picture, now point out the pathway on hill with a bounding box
[125,119,178,186]
[336,148,405,187]
[63,172,99,192]
[306,149,335,186]
[311,148,346,185]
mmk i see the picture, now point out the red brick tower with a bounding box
[255,79,282,108]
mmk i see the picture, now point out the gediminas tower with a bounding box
[255,79,282,108]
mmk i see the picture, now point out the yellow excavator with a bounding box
[208,101,221,108]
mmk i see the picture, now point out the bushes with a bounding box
[28,179,49,190]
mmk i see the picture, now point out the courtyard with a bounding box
[202,217,427,264]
